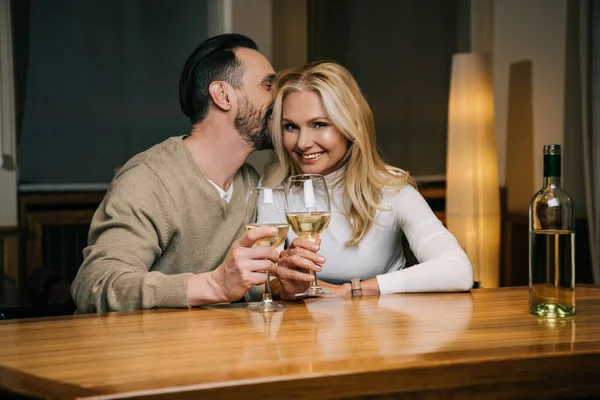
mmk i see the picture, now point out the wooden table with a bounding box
[1,286,600,400]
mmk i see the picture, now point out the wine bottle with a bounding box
[529,144,575,317]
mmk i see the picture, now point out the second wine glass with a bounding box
[245,186,288,312]
[286,174,332,297]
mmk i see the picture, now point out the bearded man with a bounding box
[71,34,313,313]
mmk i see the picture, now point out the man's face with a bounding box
[233,48,276,150]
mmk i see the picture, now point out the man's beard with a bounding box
[234,96,273,151]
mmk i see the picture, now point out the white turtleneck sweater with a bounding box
[257,170,474,295]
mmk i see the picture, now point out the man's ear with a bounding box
[208,81,232,112]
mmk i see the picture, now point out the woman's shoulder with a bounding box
[384,165,405,177]
[382,182,418,202]
[380,165,416,193]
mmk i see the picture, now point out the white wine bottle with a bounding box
[529,144,575,317]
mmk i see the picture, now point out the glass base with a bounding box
[248,300,286,313]
[295,285,333,298]
[530,302,575,318]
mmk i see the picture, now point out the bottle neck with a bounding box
[542,176,561,188]
[543,154,561,188]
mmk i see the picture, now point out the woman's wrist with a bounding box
[341,282,353,297]
[361,278,381,296]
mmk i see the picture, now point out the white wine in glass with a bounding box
[286,174,332,297]
[245,223,289,248]
[245,186,288,312]
[286,212,331,240]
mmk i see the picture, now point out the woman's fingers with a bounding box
[282,246,325,266]
[278,252,323,273]
[288,237,321,251]
[274,264,315,282]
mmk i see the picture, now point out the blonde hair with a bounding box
[264,61,415,246]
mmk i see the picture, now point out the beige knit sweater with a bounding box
[71,136,259,313]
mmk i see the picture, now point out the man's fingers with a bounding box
[245,259,278,274]
[248,271,269,286]
[233,245,279,263]
[249,246,279,263]
[237,226,278,248]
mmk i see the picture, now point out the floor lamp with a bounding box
[446,53,501,288]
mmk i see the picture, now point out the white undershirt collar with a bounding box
[206,178,234,203]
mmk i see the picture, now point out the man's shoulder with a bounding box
[108,136,188,195]
[118,136,185,174]
[240,162,260,185]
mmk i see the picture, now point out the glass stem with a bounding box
[308,236,320,288]
[262,271,273,302]
[310,271,319,287]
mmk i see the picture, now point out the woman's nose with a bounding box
[296,128,313,150]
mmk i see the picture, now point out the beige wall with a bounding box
[210,0,307,175]
[491,0,567,212]
[272,0,307,71]
[227,0,274,174]
[231,0,272,61]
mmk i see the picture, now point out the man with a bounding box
[71,34,314,313]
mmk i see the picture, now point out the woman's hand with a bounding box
[316,281,352,297]
[273,237,325,300]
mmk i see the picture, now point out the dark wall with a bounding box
[13,0,208,184]
[308,0,459,178]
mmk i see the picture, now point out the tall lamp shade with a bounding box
[446,53,501,288]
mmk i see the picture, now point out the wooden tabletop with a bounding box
[1,285,600,400]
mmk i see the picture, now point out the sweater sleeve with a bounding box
[71,164,191,313]
[375,185,474,294]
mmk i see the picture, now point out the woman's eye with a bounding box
[283,124,298,131]
[314,122,327,128]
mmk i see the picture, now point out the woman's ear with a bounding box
[208,81,232,112]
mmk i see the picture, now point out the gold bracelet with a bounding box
[351,278,362,298]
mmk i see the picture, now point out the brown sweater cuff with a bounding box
[145,272,193,308]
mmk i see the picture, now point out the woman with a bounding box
[263,61,473,299]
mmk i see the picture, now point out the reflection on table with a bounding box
[0,286,599,400]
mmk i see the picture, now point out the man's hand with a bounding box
[273,237,325,300]
[187,226,280,305]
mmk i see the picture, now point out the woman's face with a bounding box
[281,90,349,176]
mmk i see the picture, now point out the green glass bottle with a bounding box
[529,144,575,317]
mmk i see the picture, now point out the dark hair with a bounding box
[179,33,258,124]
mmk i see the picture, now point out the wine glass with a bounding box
[244,186,289,312]
[286,174,332,297]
